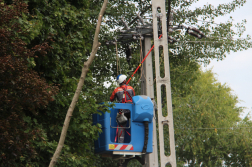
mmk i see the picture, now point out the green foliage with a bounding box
[1,0,252,166]
[5,0,130,166]
[171,69,252,166]
[168,0,252,64]
[0,1,58,166]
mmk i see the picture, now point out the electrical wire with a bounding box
[177,40,252,44]
[116,42,119,76]
[176,126,252,130]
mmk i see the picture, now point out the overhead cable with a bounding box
[176,126,252,130]
[178,40,252,44]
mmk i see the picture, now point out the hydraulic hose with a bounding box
[142,121,149,153]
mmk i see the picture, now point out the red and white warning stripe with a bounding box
[109,144,134,150]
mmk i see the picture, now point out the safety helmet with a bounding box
[117,74,127,84]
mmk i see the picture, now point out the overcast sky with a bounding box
[191,0,252,119]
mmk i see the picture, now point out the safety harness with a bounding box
[121,85,132,103]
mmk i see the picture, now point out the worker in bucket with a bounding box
[110,74,135,143]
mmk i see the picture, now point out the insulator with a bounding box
[191,27,203,34]
[188,30,201,38]
[188,27,206,38]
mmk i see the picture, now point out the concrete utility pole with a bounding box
[151,0,177,166]
[141,1,177,166]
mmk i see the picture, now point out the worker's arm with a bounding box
[110,90,116,102]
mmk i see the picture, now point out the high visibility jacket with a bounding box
[110,84,135,103]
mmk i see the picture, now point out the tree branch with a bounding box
[48,1,108,166]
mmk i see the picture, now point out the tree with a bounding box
[0,1,58,166]
[15,0,135,166]
[49,0,108,166]
[223,117,252,166]
[171,69,251,166]
[1,0,252,166]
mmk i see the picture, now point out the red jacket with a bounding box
[110,84,135,103]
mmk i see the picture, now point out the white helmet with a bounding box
[117,74,127,84]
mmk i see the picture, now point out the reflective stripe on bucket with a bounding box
[109,144,133,150]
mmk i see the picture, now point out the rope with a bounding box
[114,125,119,142]
[116,42,119,76]
[133,38,144,90]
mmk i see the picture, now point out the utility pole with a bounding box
[151,0,177,166]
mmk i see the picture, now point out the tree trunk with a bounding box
[48,1,108,166]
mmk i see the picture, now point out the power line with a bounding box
[206,36,251,40]
[178,40,252,44]
[176,126,252,130]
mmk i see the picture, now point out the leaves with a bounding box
[1,0,252,166]
[172,69,252,166]
[0,0,58,166]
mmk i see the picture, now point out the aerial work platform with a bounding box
[93,95,153,158]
